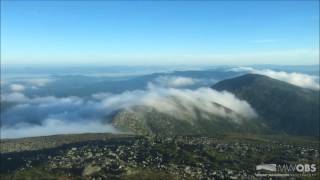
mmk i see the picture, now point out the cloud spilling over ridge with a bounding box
[1,84,257,138]
[10,84,25,92]
[100,85,257,120]
[231,67,320,90]
[153,76,197,88]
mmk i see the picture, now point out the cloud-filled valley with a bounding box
[1,87,257,138]
[1,66,319,138]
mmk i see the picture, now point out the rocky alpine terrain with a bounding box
[1,133,319,179]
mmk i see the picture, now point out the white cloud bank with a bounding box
[10,84,25,92]
[1,84,257,138]
[26,78,53,87]
[153,76,196,88]
[100,86,257,120]
[4,78,53,93]
[1,119,117,139]
[231,67,320,90]
[1,93,116,139]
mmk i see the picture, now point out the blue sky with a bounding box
[1,0,319,65]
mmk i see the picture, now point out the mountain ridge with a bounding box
[212,73,319,137]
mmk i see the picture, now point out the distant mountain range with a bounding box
[112,74,319,137]
[23,69,241,97]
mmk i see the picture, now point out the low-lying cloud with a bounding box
[1,93,105,126]
[1,83,257,138]
[1,118,117,139]
[231,67,320,90]
[153,76,197,88]
[1,93,116,139]
[26,78,53,87]
[10,84,25,92]
[4,78,53,93]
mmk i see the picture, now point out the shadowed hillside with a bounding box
[212,74,320,137]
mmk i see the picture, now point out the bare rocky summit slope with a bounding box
[1,133,319,179]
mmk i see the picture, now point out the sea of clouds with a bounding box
[1,67,319,139]
[1,75,256,138]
